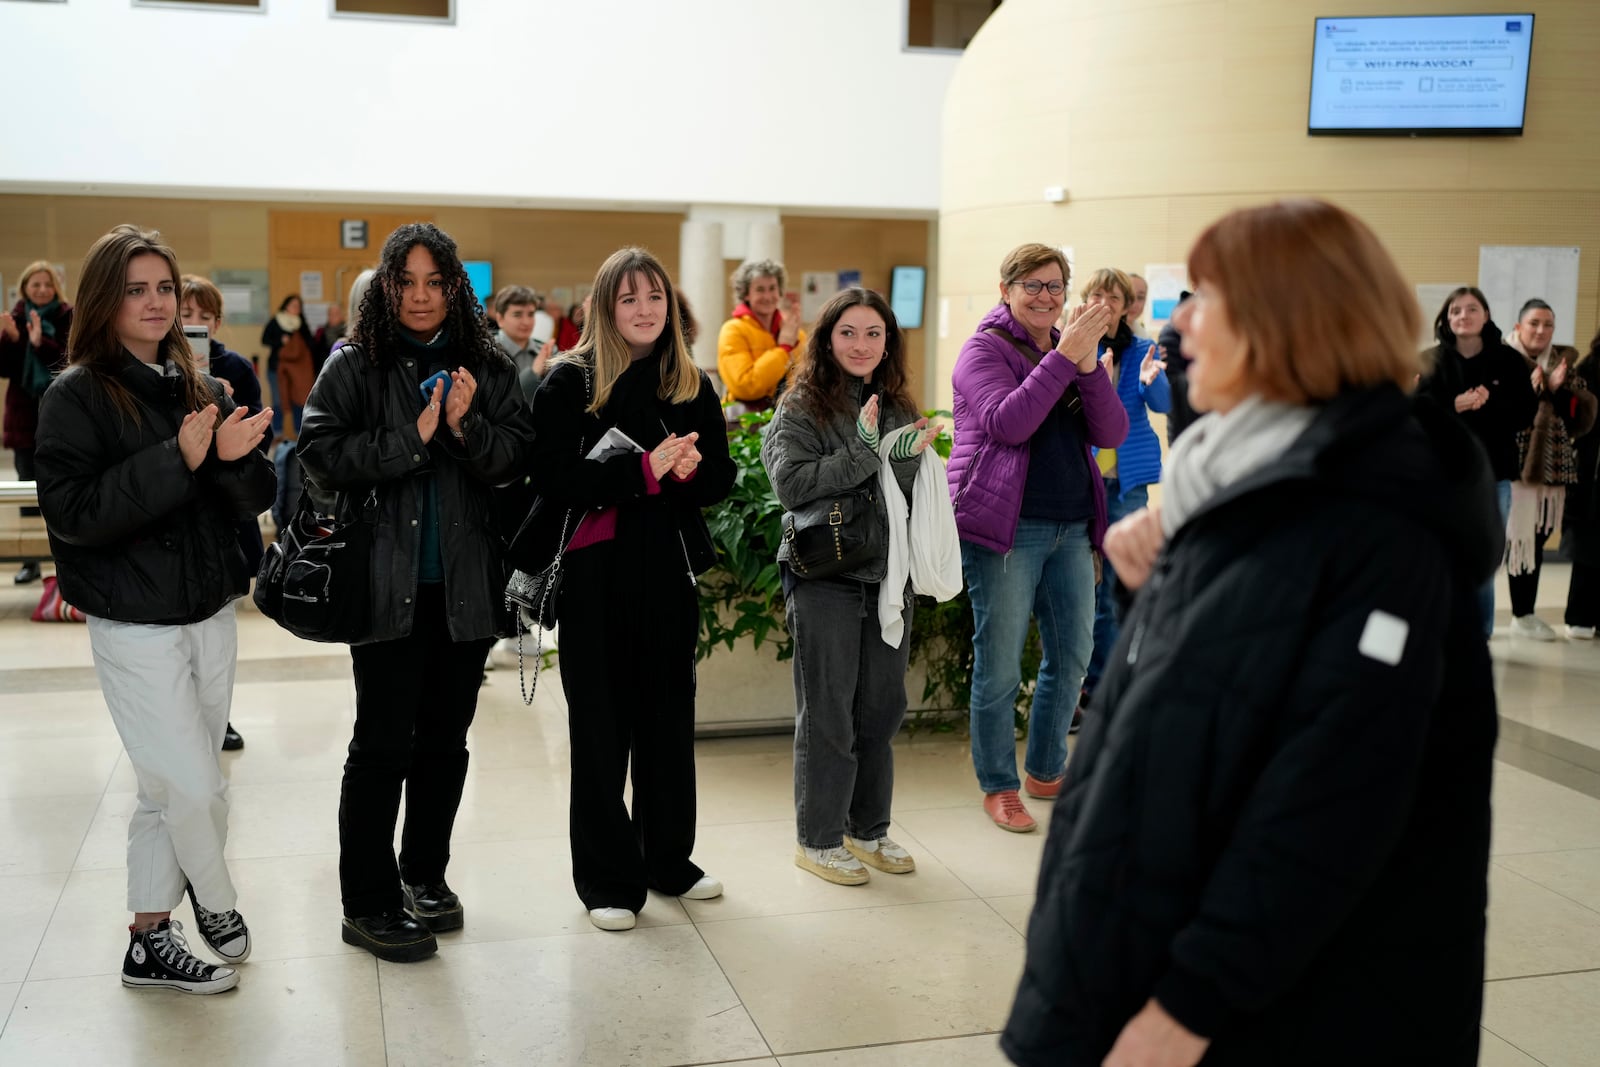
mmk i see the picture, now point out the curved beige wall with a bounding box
[935,0,1600,409]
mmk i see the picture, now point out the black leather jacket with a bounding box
[296,341,536,644]
[35,356,276,625]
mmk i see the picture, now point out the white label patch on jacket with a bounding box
[1358,610,1409,666]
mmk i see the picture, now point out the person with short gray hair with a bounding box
[718,258,805,409]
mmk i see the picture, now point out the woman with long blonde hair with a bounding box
[523,246,734,931]
[35,224,275,994]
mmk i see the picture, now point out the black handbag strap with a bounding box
[984,327,1086,424]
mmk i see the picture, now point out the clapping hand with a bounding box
[1454,386,1489,413]
[0,314,17,342]
[445,367,477,432]
[215,406,274,461]
[178,404,219,471]
[417,379,444,443]
[26,310,43,347]
[1550,362,1568,392]
[1139,346,1167,386]
[906,416,943,456]
[1057,303,1116,371]
[651,431,701,481]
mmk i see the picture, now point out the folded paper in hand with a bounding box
[586,427,646,461]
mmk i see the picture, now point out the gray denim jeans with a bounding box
[785,575,912,850]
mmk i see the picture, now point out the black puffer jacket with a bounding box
[296,341,536,644]
[1003,386,1501,1067]
[518,355,733,579]
[35,356,276,624]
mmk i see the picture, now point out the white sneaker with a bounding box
[1566,625,1596,640]
[679,874,723,900]
[1511,615,1560,641]
[794,844,869,886]
[843,835,916,874]
[488,636,522,669]
[588,907,635,931]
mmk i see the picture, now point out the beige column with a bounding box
[679,219,726,374]
[746,221,785,266]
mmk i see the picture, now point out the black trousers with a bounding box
[558,542,702,912]
[1508,523,1554,618]
[339,583,493,917]
[1569,559,1600,628]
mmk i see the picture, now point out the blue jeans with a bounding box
[1084,480,1148,698]
[1477,480,1511,639]
[962,518,1096,794]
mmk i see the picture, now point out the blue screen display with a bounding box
[890,266,926,329]
[462,260,494,308]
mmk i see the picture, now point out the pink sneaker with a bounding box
[1024,773,1063,800]
[983,790,1037,833]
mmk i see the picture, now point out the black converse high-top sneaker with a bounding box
[187,883,251,963]
[122,920,240,994]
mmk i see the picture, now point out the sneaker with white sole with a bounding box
[794,844,870,885]
[843,835,916,874]
[1511,615,1560,641]
[679,874,723,900]
[588,907,636,931]
[122,919,239,994]
[1567,624,1597,640]
[186,883,250,963]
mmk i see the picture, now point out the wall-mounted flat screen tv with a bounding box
[890,266,926,329]
[1308,14,1534,136]
[462,260,494,308]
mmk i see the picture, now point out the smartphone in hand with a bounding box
[419,370,453,405]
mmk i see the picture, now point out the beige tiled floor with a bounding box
[0,572,1596,1065]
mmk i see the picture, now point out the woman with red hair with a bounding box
[1004,200,1498,1067]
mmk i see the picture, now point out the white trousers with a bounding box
[87,605,239,914]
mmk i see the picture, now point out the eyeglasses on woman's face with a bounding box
[1010,279,1066,297]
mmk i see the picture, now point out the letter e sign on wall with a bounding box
[340,220,368,250]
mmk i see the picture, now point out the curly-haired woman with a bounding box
[297,222,537,962]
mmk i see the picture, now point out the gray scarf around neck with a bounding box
[1159,395,1317,538]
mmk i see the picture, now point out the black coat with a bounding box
[518,355,733,581]
[1003,386,1501,1067]
[34,356,276,625]
[296,341,536,644]
[0,299,73,450]
[1418,324,1539,482]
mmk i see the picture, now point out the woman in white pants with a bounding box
[35,225,276,995]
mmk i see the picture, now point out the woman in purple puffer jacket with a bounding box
[948,243,1128,833]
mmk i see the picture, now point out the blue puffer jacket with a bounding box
[1095,329,1170,499]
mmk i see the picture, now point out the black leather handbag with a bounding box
[254,345,381,644]
[782,482,880,580]
[255,488,377,643]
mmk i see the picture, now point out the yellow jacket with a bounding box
[717,306,806,404]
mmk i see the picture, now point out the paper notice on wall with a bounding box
[1144,263,1188,324]
[801,271,840,322]
[1478,246,1581,346]
[1415,284,1468,347]
[217,285,254,317]
[938,297,950,339]
[299,271,324,302]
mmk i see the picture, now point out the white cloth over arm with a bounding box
[876,425,963,647]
